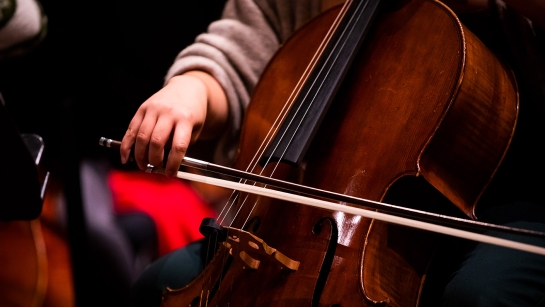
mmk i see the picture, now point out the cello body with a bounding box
[0,132,75,307]
[162,0,518,306]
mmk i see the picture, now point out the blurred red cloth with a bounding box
[108,169,217,256]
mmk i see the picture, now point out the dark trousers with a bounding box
[440,202,545,307]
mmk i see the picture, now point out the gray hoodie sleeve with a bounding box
[164,0,321,165]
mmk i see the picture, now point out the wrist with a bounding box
[174,71,228,140]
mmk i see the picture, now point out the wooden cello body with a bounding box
[0,198,74,307]
[162,0,518,306]
[0,130,75,307]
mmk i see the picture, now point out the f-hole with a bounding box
[312,217,338,307]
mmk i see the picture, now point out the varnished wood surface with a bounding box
[0,177,75,307]
[39,179,75,307]
[161,0,518,306]
[0,220,46,307]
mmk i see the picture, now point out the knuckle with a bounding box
[150,97,173,111]
[150,135,164,148]
[136,132,148,142]
[124,127,135,137]
[174,108,196,123]
[171,142,188,155]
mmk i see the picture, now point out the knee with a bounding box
[131,239,208,307]
[442,221,545,307]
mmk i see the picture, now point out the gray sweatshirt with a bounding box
[165,0,322,165]
[162,0,544,168]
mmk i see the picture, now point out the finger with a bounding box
[164,124,192,177]
[148,117,173,167]
[134,111,158,170]
[120,109,145,164]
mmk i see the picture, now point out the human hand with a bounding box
[120,72,227,177]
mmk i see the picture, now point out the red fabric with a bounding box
[108,169,217,256]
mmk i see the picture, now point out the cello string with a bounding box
[198,221,219,307]
[195,4,353,303]
[235,0,367,230]
[214,32,326,223]
[215,190,239,224]
[217,0,354,228]
[207,3,356,305]
[227,0,357,227]
[210,3,386,300]
[205,4,366,298]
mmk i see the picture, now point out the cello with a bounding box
[117,0,522,305]
[0,102,75,307]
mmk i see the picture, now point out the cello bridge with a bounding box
[222,226,300,271]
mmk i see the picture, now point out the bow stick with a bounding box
[99,137,545,255]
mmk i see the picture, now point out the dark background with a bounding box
[0,0,226,172]
[0,1,226,306]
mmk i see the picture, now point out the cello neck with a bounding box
[260,0,383,166]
